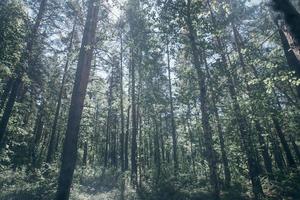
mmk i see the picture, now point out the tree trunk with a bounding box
[120,31,125,172]
[138,107,143,187]
[130,47,138,185]
[46,21,76,164]
[125,105,130,171]
[0,78,13,112]
[31,103,44,168]
[185,103,195,176]
[153,114,161,185]
[275,22,300,96]
[55,1,100,199]
[202,5,232,184]
[231,23,265,199]
[212,98,231,187]
[255,121,274,179]
[289,135,300,162]
[272,116,296,168]
[272,0,300,61]
[167,42,178,174]
[185,1,220,198]
[270,131,286,171]
[278,25,300,75]
[104,73,114,168]
[111,115,117,167]
[0,77,21,148]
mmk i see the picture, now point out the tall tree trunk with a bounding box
[202,5,232,184]
[55,1,99,199]
[104,74,114,168]
[275,21,300,95]
[272,0,300,62]
[278,25,300,75]
[127,0,140,185]
[211,98,231,187]
[255,121,274,179]
[210,2,264,195]
[46,21,76,164]
[160,118,165,163]
[166,42,178,174]
[270,127,286,171]
[153,114,161,185]
[130,48,138,185]
[111,115,117,167]
[272,116,296,167]
[186,103,196,176]
[241,29,292,173]
[31,103,44,168]
[289,135,300,162]
[120,31,125,172]
[125,105,130,171]
[0,78,21,148]
[138,107,143,187]
[185,1,220,198]
[231,23,264,199]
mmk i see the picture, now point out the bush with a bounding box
[0,164,58,200]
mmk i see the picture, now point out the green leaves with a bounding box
[0,64,12,77]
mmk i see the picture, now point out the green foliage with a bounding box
[0,0,299,199]
[0,1,27,76]
[0,165,57,200]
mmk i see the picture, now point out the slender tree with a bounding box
[166,42,178,174]
[46,20,76,163]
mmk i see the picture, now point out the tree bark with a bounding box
[289,135,300,162]
[272,115,296,168]
[185,1,220,198]
[153,114,161,185]
[125,105,130,171]
[120,31,125,172]
[167,42,178,174]
[255,121,274,179]
[272,0,300,61]
[104,73,114,168]
[130,47,138,185]
[31,103,44,168]
[203,6,232,185]
[186,103,196,176]
[55,0,100,199]
[212,98,231,187]
[270,129,286,171]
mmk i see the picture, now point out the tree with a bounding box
[46,20,77,164]
[272,0,300,62]
[55,0,100,199]
[166,41,179,174]
[0,0,48,148]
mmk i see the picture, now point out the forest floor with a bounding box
[71,186,120,200]
[70,168,138,200]
[1,166,300,200]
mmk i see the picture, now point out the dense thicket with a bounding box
[0,0,300,200]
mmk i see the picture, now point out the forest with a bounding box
[0,0,300,199]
